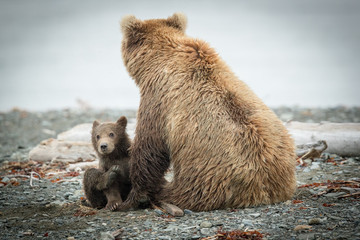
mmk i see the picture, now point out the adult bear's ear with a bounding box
[167,12,187,32]
[120,15,143,36]
[93,120,100,128]
[116,116,127,127]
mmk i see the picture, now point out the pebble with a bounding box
[64,192,73,199]
[86,228,96,233]
[184,209,193,215]
[2,177,10,183]
[294,225,312,231]
[165,224,178,233]
[298,233,316,240]
[154,209,164,215]
[199,221,212,228]
[242,219,253,226]
[158,236,171,240]
[99,231,115,240]
[310,162,321,170]
[343,158,357,165]
[324,192,346,198]
[303,159,312,165]
[249,213,261,218]
[308,218,321,225]
[200,228,211,235]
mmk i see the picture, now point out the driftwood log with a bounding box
[286,121,360,157]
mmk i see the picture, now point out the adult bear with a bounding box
[120,13,296,211]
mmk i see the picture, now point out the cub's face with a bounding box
[120,13,187,82]
[92,116,127,155]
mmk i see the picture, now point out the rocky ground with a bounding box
[0,106,359,240]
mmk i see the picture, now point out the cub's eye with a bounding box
[109,133,114,138]
[96,135,100,140]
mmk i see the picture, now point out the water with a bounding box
[1,0,359,111]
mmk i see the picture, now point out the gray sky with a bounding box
[0,0,359,111]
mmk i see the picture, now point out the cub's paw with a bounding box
[106,170,118,188]
[96,170,118,190]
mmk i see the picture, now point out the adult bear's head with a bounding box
[120,13,187,85]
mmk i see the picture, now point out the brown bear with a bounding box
[83,116,131,211]
[119,13,296,211]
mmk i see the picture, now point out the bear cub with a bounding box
[83,116,131,211]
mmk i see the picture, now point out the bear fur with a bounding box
[83,116,131,210]
[120,13,296,211]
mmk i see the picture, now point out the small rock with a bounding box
[343,158,356,165]
[64,192,72,199]
[2,177,10,183]
[242,219,253,226]
[324,192,346,198]
[184,209,193,215]
[99,231,115,240]
[332,171,343,175]
[10,178,18,183]
[160,202,184,217]
[200,228,211,235]
[86,227,96,233]
[249,213,261,218]
[51,200,65,206]
[308,218,321,225]
[303,159,312,166]
[310,162,321,170]
[159,236,171,240]
[278,224,290,229]
[154,209,164,215]
[298,233,316,240]
[294,225,312,231]
[165,224,178,233]
[143,220,152,227]
[22,229,34,236]
[67,237,75,240]
[200,221,212,228]
[327,215,344,220]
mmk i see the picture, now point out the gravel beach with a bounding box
[0,107,359,240]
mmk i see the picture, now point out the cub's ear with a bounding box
[116,116,127,127]
[120,15,143,36]
[167,12,187,32]
[93,120,100,129]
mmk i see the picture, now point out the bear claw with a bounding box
[105,200,122,211]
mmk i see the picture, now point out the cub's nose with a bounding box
[100,143,108,151]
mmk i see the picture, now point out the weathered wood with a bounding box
[28,138,96,163]
[286,122,360,156]
[28,123,96,163]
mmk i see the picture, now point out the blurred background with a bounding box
[0,0,359,112]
